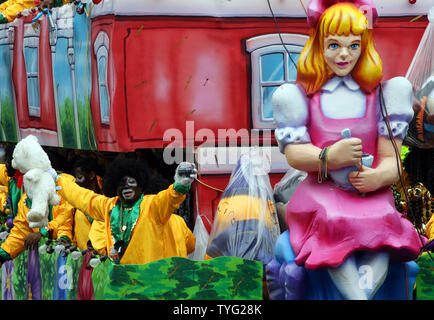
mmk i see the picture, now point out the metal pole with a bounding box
[68,38,81,149]
[49,11,63,147]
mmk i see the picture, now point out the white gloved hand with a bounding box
[174,162,197,187]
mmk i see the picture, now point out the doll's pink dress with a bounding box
[285,88,422,270]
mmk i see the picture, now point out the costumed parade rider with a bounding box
[145,172,196,257]
[70,157,106,254]
[0,144,20,230]
[0,143,74,265]
[55,158,197,265]
[268,0,423,300]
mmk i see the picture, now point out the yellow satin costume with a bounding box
[72,176,107,252]
[0,184,8,212]
[0,0,37,22]
[0,194,74,259]
[427,214,434,241]
[0,164,10,186]
[57,173,195,264]
[0,164,74,259]
[73,210,107,253]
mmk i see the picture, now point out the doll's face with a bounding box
[324,34,362,77]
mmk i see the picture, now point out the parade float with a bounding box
[0,0,431,300]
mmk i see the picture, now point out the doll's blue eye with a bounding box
[329,43,339,50]
[350,43,360,50]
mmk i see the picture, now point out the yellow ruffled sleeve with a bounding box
[0,196,32,259]
[57,173,116,222]
[427,215,434,241]
[72,209,91,250]
[0,185,8,213]
[148,184,186,225]
[48,197,74,242]
[0,164,10,187]
[0,165,9,213]
[88,219,107,255]
[0,0,37,22]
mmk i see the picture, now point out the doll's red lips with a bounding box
[336,62,349,67]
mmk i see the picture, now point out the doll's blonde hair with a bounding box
[297,2,382,95]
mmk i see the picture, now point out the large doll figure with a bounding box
[271,1,422,300]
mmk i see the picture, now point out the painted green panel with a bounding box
[101,257,263,300]
[12,252,27,300]
[416,253,434,300]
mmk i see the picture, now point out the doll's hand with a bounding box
[327,138,363,170]
[348,166,381,193]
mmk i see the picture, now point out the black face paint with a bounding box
[75,174,86,185]
[117,176,142,204]
[73,167,89,188]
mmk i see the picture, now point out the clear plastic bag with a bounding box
[188,214,210,261]
[205,148,281,264]
[273,167,307,232]
[273,167,307,204]
[405,7,434,149]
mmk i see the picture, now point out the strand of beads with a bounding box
[38,239,110,268]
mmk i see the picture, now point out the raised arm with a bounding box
[149,162,197,225]
[149,184,186,225]
[56,173,114,222]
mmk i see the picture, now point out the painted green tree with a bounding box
[59,98,78,149]
[228,260,262,299]
[77,97,97,150]
[109,264,137,288]
[58,97,97,150]
[1,94,18,142]
[190,263,226,300]
[161,257,199,299]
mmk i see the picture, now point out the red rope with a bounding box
[299,0,308,15]
[385,118,408,200]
